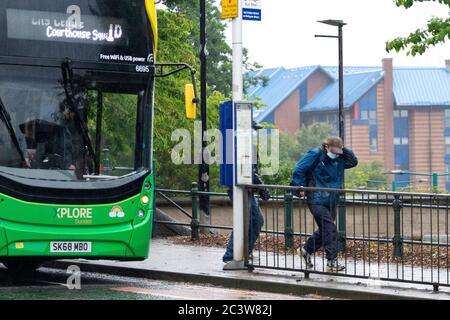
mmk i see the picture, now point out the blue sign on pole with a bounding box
[219,101,233,187]
[242,0,261,21]
[242,8,261,21]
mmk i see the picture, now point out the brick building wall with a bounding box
[274,70,332,135]
[307,70,331,101]
[273,89,300,135]
[382,59,395,172]
[376,82,387,163]
[409,110,446,190]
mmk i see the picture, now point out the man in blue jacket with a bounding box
[290,136,358,272]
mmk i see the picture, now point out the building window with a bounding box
[445,110,450,128]
[370,138,377,152]
[369,110,377,125]
[368,110,377,152]
[447,164,450,182]
[394,110,408,118]
[360,110,368,121]
[394,137,409,145]
[446,137,450,156]
[318,114,326,123]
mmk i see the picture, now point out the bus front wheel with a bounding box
[2,259,43,275]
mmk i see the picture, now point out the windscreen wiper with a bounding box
[61,58,98,171]
[0,97,28,167]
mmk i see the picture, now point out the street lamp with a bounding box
[315,19,347,252]
[315,19,346,141]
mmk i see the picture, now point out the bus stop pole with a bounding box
[229,0,245,268]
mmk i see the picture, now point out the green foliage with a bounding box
[261,160,296,186]
[260,123,337,186]
[152,10,228,189]
[161,0,232,95]
[153,10,199,189]
[386,0,450,55]
[153,3,262,190]
[345,161,388,190]
[100,94,138,168]
[86,92,138,173]
[288,123,338,161]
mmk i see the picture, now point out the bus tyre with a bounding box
[3,259,42,276]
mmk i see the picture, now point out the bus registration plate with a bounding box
[50,242,92,253]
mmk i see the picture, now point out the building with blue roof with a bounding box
[249,58,450,191]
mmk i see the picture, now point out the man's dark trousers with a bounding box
[223,195,264,262]
[304,203,337,261]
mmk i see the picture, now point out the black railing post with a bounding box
[243,187,250,267]
[284,190,294,248]
[337,195,347,252]
[392,195,403,257]
[191,182,200,241]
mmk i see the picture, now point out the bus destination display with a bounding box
[7,6,128,46]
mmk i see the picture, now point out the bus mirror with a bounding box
[184,84,196,120]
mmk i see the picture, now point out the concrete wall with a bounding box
[158,203,448,240]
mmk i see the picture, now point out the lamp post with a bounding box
[316,19,347,252]
[315,19,346,140]
[199,0,210,231]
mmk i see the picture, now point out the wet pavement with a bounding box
[46,238,450,300]
[0,266,320,300]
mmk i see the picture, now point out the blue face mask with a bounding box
[327,152,339,160]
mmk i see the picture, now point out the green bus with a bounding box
[0,0,193,272]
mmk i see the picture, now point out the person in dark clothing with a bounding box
[290,136,358,272]
[222,122,270,263]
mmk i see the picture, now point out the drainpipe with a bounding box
[428,108,433,190]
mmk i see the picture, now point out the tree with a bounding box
[162,0,232,95]
[345,161,388,190]
[386,0,450,56]
[152,9,227,190]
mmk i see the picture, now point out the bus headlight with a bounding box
[140,195,150,205]
[138,209,145,218]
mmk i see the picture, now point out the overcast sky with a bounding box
[222,0,450,68]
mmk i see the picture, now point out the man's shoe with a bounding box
[326,259,345,272]
[223,256,233,263]
[297,247,313,269]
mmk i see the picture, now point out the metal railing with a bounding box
[244,184,450,291]
[154,183,232,239]
[154,182,450,291]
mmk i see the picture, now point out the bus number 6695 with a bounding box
[136,65,150,73]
